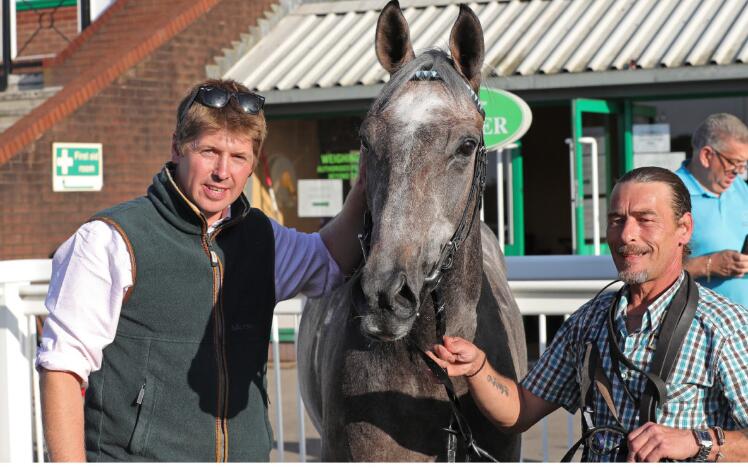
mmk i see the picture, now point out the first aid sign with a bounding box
[53,142,103,192]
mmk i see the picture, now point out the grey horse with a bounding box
[297,1,527,461]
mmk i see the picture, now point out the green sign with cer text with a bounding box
[479,88,533,150]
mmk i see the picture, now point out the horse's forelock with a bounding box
[369,49,475,117]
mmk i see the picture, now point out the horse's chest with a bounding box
[340,351,446,396]
[327,351,465,459]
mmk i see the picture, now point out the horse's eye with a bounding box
[458,139,477,156]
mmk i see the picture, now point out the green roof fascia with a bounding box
[17,0,76,11]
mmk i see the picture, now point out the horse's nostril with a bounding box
[395,279,416,308]
[377,291,393,311]
[374,272,417,313]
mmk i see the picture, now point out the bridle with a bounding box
[357,68,488,290]
[354,67,495,462]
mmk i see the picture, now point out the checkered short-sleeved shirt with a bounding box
[521,272,748,462]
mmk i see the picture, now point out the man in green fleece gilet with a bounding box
[37,79,367,461]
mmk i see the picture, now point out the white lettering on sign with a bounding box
[483,116,508,135]
[58,149,75,175]
[75,151,91,161]
[78,165,96,173]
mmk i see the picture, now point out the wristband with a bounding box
[713,426,725,461]
[706,255,712,283]
[466,354,487,378]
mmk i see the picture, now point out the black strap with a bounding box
[423,140,486,288]
[432,287,447,339]
[638,272,699,423]
[607,272,699,424]
[562,343,627,462]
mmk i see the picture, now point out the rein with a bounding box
[355,68,496,462]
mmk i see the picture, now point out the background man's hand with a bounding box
[626,422,700,462]
[427,336,485,377]
[712,250,748,278]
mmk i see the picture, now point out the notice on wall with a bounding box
[297,179,343,218]
[633,152,686,172]
[52,142,103,192]
[633,124,670,153]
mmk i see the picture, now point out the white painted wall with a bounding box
[77,0,115,31]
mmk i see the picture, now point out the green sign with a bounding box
[317,151,359,180]
[479,88,533,150]
[52,142,103,192]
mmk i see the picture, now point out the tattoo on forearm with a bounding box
[486,374,509,396]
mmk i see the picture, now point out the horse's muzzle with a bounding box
[351,271,420,341]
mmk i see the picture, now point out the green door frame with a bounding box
[503,143,525,256]
[570,99,621,255]
[571,99,657,255]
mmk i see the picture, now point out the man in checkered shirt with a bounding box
[430,166,748,462]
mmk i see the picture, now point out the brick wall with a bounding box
[0,0,277,259]
[16,6,77,61]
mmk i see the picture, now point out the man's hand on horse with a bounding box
[427,336,485,378]
[626,422,701,462]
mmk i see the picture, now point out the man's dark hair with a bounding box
[616,166,692,257]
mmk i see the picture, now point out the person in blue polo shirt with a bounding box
[677,113,748,308]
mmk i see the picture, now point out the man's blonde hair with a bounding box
[175,79,267,159]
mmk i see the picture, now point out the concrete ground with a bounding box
[267,365,581,462]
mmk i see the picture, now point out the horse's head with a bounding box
[355,1,486,341]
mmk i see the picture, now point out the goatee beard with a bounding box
[618,269,649,285]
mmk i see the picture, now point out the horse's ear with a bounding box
[449,4,485,92]
[375,0,415,74]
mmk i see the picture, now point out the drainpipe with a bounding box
[1,0,10,92]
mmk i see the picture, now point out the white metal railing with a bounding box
[0,259,51,463]
[1,256,617,463]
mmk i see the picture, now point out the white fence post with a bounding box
[270,315,284,461]
[0,281,34,462]
[0,259,51,463]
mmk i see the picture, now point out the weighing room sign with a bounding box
[52,142,103,192]
[317,151,359,180]
[479,88,533,150]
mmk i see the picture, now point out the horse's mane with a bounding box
[369,49,474,116]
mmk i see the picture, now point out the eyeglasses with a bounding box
[586,426,627,457]
[180,86,265,122]
[709,146,748,174]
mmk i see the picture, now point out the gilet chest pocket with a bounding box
[128,374,163,455]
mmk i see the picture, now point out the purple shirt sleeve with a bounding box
[272,219,344,302]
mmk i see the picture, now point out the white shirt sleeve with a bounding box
[272,219,344,302]
[35,220,133,386]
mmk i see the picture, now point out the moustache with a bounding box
[617,245,650,256]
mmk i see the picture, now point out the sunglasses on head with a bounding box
[180,86,265,122]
